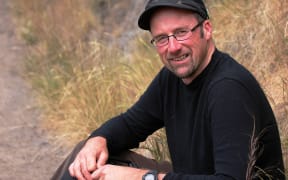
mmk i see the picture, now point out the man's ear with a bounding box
[203,20,213,39]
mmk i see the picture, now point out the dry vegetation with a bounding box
[11,0,287,176]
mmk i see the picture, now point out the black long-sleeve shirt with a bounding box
[90,49,284,179]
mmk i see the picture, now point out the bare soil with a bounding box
[0,1,68,179]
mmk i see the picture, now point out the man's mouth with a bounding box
[169,54,189,61]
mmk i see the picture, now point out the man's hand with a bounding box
[91,165,146,180]
[91,165,167,180]
[68,136,108,180]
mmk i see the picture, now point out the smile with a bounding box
[169,54,189,61]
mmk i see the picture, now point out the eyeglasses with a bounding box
[150,20,205,47]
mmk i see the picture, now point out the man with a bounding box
[52,0,285,179]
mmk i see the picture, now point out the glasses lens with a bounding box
[174,29,191,41]
[156,36,168,46]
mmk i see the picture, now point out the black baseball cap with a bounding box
[138,0,209,30]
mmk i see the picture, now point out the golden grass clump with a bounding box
[12,0,98,46]
[10,0,101,102]
[42,40,162,145]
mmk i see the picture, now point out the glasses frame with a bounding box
[150,20,205,47]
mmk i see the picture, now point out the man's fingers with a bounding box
[97,152,108,168]
[91,169,100,180]
[80,155,93,180]
[86,156,97,172]
[91,166,105,180]
[67,137,109,179]
[68,162,75,177]
[68,156,86,180]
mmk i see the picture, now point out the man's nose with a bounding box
[167,35,181,52]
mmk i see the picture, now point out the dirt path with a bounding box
[0,1,68,179]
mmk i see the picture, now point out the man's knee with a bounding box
[51,140,86,180]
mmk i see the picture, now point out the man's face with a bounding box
[150,7,213,84]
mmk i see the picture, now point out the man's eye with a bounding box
[175,30,189,37]
[156,36,168,43]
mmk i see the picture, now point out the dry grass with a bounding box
[12,0,98,45]
[11,0,287,175]
[41,41,162,145]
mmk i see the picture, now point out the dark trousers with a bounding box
[51,140,172,180]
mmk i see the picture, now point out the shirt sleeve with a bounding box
[89,69,165,153]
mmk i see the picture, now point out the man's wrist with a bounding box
[85,136,107,149]
[158,173,166,180]
[88,136,106,143]
[142,170,166,180]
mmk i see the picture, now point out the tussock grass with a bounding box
[12,0,98,46]
[42,41,162,145]
[11,0,287,175]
